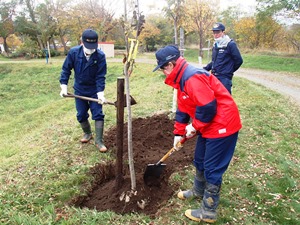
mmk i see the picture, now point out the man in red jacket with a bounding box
[153,45,242,223]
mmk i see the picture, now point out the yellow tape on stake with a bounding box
[127,38,139,62]
[132,40,139,60]
[127,38,135,62]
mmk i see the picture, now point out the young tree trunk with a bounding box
[3,37,9,55]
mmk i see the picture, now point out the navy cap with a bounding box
[153,45,180,72]
[212,22,225,31]
[82,29,98,49]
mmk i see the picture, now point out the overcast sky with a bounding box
[136,0,257,16]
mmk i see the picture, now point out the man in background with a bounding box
[203,22,243,94]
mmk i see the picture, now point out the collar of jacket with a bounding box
[164,56,188,89]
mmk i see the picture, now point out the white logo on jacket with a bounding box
[218,128,227,134]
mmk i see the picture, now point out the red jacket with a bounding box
[165,57,242,138]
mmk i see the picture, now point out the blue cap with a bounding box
[153,45,180,72]
[212,22,225,31]
[82,29,98,49]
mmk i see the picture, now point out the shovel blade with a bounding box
[117,94,137,107]
[143,163,166,185]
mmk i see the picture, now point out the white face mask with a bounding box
[83,46,96,55]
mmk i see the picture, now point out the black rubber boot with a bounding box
[178,170,205,200]
[185,182,221,223]
[95,120,107,152]
[80,120,92,143]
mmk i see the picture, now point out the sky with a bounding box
[220,0,257,11]
[136,0,257,16]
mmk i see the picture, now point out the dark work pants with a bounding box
[193,132,239,185]
[74,94,104,123]
[217,77,232,94]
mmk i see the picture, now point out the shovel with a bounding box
[143,136,189,184]
[63,93,137,107]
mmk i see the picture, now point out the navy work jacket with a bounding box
[204,40,243,79]
[60,45,107,96]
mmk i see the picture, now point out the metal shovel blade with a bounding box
[143,163,166,185]
[143,136,190,186]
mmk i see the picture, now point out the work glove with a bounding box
[185,123,196,138]
[173,135,184,151]
[97,91,106,104]
[60,84,68,97]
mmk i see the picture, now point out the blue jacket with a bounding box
[204,40,243,79]
[60,45,107,96]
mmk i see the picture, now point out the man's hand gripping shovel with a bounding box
[143,133,196,185]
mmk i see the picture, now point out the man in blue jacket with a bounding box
[59,29,107,152]
[203,22,243,94]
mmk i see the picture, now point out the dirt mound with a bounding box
[73,113,196,217]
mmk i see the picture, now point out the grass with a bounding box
[0,54,299,224]
[241,54,300,74]
[175,48,300,75]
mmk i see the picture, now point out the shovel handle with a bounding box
[156,136,188,165]
[63,93,115,105]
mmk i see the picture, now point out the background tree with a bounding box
[257,0,300,22]
[48,0,73,54]
[138,21,160,51]
[219,6,244,41]
[79,0,117,42]
[150,15,174,47]
[163,0,185,45]
[0,0,16,54]
[6,34,22,52]
[256,13,283,49]
[286,24,300,52]
[1,0,300,57]
[257,0,300,52]
[20,0,45,49]
[183,0,215,58]
[235,17,258,49]
[35,3,58,49]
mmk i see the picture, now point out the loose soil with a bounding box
[73,113,197,217]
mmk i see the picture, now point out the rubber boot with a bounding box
[185,183,220,223]
[95,120,107,152]
[178,170,205,200]
[80,120,92,143]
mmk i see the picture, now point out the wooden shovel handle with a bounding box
[63,93,115,105]
[156,136,188,165]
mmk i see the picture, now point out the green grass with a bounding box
[0,56,299,224]
[166,48,300,76]
[182,48,300,76]
[242,54,300,74]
